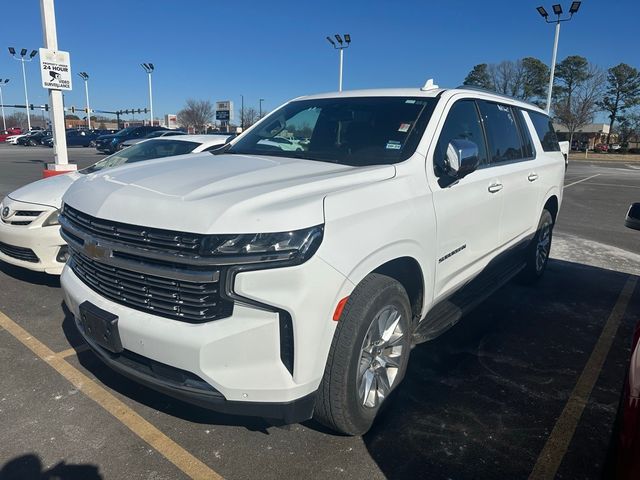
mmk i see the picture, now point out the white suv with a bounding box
[59,84,564,435]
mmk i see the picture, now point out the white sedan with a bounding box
[0,134,230,274]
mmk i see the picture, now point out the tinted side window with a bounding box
[516,109,535,158]
[434,100,488,177]
[478,101,524,163]
[528,111,561,152]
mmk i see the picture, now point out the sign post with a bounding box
[40,0,76,177]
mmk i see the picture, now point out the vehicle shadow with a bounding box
[60,303,274,434]
[362,259,639,480]
[0,453,101,480]
[0,262,60,288]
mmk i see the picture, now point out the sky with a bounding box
[1,0,639,123]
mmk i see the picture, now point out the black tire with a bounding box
[314,273,412,435]
[88,140,96,147]
[519,209,554,285]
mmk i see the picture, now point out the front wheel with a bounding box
[519,209,554,284]
[314,273,412,435]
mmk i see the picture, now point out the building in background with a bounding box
[554,123,616,150]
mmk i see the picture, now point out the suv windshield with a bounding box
[82,139,200,174]
[226,96,438,166]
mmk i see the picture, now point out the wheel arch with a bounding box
[370,256,425,324]
[544,194,559,222]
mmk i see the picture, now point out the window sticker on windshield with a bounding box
[386,140,402,150]
[398,123,411,132]
[497,104,510,112]
[405,99,416,104]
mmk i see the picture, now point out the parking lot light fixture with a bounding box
[140,63,154,126]
[0,79,9,130]
[8,46,38,131]
[259,98,264,118]
[536,3,581,113]
[78,72,91,129]
[569,1,581,14]
[326,33,351,92]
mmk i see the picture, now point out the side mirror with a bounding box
[445,139,480,179]
[625,203,640,231]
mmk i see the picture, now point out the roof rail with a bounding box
[454,84,540,108]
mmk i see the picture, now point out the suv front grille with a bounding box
[69,250,233,323]
[63,205,209,257]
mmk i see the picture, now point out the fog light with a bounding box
[56,245,69,263]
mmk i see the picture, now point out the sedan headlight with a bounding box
[42,210,60,227]
[201,225,323,265]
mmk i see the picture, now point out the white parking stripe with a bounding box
[564,174,600,188]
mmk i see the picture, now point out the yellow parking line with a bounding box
[528,275,637,480]
[55,344,90,358]
[0,310,223,480]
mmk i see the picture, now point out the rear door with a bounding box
[476,101,541,246]
[430,99,504,300]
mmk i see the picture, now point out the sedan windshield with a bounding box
[82,139,200,174]
[226,96,438,166]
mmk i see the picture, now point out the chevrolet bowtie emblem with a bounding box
[83,240,108,259]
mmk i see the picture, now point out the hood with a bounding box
[63,152,395,233]
[9,172,82,209]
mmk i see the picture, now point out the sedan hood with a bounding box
[63,153,395,233]
[8,172,82,209]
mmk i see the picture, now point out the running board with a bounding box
[413,254,526,344]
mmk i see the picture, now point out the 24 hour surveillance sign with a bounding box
[39,48,72,91]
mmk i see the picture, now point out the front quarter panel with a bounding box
[318,158,436,317]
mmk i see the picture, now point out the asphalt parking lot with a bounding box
[0,144,639,480]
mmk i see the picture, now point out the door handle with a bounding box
[488,182,503,193]
[528,173,539,182]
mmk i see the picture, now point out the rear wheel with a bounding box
[519,209,553,284]
[314,273,412,435]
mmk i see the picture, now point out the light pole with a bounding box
[259,98,264,118]
[241,94,244,130]
[326,34,351,92]
[78,72,91,129]
[537,2,582,113]
[0,79,9,130]
[8,47,38,130]
[141,63,154,126]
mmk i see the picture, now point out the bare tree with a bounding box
[177,99,215,133]
[553,65,605,148]
[466,58,548,104]
[5,112,28,130]
[239,107,259,129]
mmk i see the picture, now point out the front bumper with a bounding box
[0,198,66,274]
[61,253,353,420]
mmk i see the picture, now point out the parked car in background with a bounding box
[95,126,168,154]
[609,144,622,151]
[17,130,52,146]
[0,127,22,142]
[58,85,565,435]
[42,129,101,148]
[120,129,186,148]
[257,136,304,151]
[595,144,609,152]
[0,134,230,275]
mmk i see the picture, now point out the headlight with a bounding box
[201,225,323,265]
[42,210,60,227]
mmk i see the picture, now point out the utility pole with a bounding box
[78,72,91,129]
[241,94,244,130]
[40,0,72,173]
[259,98,264,118]
[326,34,351,91]
[0,79,8,130]
[536,2,582,113]
[141,63,154,126]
